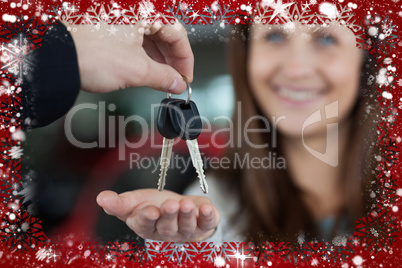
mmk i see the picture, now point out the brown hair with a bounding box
[217,23,378,244]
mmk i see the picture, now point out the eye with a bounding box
[264,31,286,43]
[315,33,337,47]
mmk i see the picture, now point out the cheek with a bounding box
[321,54,361,116]
[248,54,265,86]
[247,46,279,87]
[324,57,360,90]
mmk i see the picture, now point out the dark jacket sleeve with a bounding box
[21,21,80,129]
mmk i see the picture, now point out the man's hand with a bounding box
[62,21,194,94]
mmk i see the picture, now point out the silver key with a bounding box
[158,137,174,191]
[186,139,208,194]
[156,76,207,193]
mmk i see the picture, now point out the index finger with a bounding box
[146,22,194,82]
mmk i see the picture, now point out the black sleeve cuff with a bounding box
[21,20,81,129]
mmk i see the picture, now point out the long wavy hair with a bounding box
[218,23,378,244]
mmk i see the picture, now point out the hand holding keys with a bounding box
[156,77,208,193]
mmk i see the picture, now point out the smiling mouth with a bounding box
[275,86,325,102]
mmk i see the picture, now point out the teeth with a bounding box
[277,87,320,102]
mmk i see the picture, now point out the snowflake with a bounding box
[139,0,156,19]
[35,247,52,261]
[370,227,379,237]
[332,235,348,247]
[363,15,398,55]
[144,241,163,262]
[268,0,295,22]
[354,210,399,253]
[0,82,21,97]
[1,136,21,168]
[238,242,276,264]
[0,14,52,47]
[0,209,48,253]
[92,242,122,263]
[194,2,236,24]
[0,178,21,205]
[45,248,61,262]
[0,34,35,82]
[62,2,79,14]
[0,92,22,128]
[302,1,311,10]
[200,242,239,263]
[214,256,226,267]
[397,78,402,87]
[373,166,398,208]
[8,146,23,159]
[124,242,149,264]
[376,123,399,169]
[317,241,355,266]
[56,3,125,25]
[310,0,317,4]
[160,243,198,264]
[280,242,315,265]
[165,3,198,24]
[231,249,254,262]
[36,3,44,14]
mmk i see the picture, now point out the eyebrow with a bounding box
[254,24,345,38]
[261,25,291,34]
[310,24,346,35]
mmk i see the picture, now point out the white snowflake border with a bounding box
[0,0,400,267]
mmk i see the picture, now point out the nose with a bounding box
[281,39,316,79]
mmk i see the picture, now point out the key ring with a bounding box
[167,76,192,104]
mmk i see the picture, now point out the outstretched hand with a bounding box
[96,189,220,242]
[62,21,194,94]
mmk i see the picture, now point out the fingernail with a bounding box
[168,78,178,91]
[181,206,192,214]
[203,209,212,217]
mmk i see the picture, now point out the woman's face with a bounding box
[248,22,363,138]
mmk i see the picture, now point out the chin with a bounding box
[275,123,303,138]
[276,122,327,139]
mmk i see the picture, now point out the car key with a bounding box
[166,99,207,193]
[157,98,179,191]
[156,77,208,193]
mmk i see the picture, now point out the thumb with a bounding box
[96,190,138,221]
[96,189,164,221]
[143,59,188,94]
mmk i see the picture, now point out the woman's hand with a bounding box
[62,21,194,94]
[96,189,220,242]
